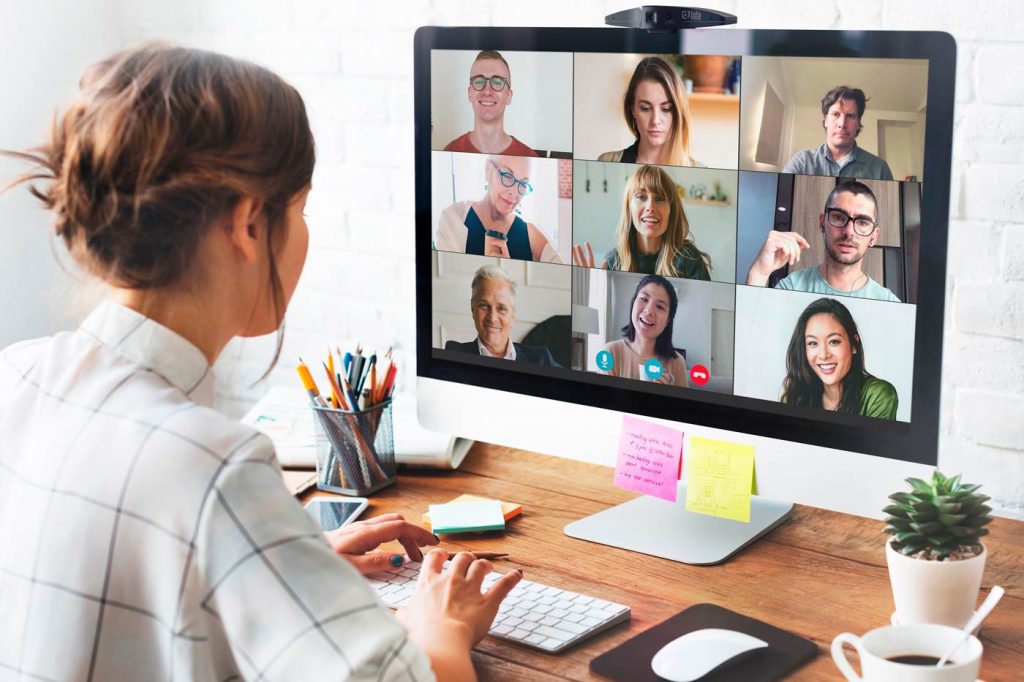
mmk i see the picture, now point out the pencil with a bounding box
[296,359,327,407]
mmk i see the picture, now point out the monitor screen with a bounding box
[415,28,955,465]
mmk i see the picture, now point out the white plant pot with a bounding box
[885,540,986,628]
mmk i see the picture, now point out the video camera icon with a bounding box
[643,358,664,380]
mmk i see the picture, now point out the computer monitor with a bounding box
[414,26,955,557]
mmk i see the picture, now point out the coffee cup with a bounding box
[832,624,981,681]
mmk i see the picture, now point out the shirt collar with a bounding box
[79,300,214,406]
[477,337,516,361]
[817,142,862,167]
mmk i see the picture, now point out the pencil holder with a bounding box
[311,401,396,496]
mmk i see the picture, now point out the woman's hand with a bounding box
[397,549,523,673]
[572,242,609,268]
[484,235,510,258]
[324,513,438,574]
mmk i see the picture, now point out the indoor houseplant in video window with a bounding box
[883,471,993,628]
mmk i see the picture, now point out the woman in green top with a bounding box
[781,297,898,420]
[573,164,711,280]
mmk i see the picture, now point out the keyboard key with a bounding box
[509,628,531,640]
[534,625,572,642]
[540,638,563,651]
[493,624,513,635]
[525,633,547,645]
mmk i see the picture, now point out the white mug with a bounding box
[832,624,982,681]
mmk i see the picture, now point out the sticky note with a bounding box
[614,415,684,502]
[685,437,755,523]
[423,494,522,525]
[428,500,505,534]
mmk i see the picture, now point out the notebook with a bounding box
[590,603,818,681]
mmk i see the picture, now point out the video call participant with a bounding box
[598,56,704,167]
[444,265,561,367]
[574,164,711,279]
[0,44,521,681]
[435,154,562,262]
[443,49,539,156]
[600,274,689,387]
[745,180,899,302]
[782,297,898,420]
[783,85,894,181]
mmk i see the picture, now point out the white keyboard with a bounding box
[367,559,631,653]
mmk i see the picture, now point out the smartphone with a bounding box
[304,497,369,532]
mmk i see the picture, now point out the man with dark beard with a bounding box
[745,180,900,302]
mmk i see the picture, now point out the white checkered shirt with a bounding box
[0,301,434,681]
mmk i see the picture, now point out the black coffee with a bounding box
[886,654,942,666]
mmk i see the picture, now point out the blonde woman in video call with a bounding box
[574,164,712,280]
[0,44,521,681]
[598,56,704,168]
[435,154,562,263]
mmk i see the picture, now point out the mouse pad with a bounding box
[590,603,818,681]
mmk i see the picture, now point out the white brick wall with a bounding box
[4,0,1020,517]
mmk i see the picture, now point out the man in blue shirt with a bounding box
[745,180,901,302]
[783,85,894,181]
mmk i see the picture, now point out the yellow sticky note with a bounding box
[685,437,755,523]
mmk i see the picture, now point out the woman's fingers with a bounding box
[483,569,523,606]
[419,548,449,581]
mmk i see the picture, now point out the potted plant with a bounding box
[883,471,993,628]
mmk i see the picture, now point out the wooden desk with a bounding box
[304,444,1024,681]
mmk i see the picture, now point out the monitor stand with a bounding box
[564,482,793,565]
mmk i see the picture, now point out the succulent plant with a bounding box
[883,471,992,560]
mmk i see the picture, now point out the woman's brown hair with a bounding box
[4,43,315,364]
[622,56,695,167]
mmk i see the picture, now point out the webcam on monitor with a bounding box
[604,5,737,31]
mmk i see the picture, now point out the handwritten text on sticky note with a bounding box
[614,416,683,502]
[685,437,755,523]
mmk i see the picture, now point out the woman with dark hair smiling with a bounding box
[782,297,898,419]
[600,275,689,387]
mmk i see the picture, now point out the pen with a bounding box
[356,352,375,396]
[349,343,363,386]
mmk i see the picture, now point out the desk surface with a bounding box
[304,444,1024,681]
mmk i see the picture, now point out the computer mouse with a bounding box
[650,628,769,681]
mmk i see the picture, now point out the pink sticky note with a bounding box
[614,416,684,502]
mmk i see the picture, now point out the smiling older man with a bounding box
[444,265,561,366]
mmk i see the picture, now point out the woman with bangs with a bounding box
[598,56,704,168]
[573,164,712,280]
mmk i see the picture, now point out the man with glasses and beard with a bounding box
[443,50,538,156]
[745,180,900,302]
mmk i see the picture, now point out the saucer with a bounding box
[890,611,982,635]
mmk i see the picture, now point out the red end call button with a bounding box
[690,364,710,386]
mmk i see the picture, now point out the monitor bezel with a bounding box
[414,27,955,465]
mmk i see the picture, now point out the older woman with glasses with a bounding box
[435,154,563,262]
